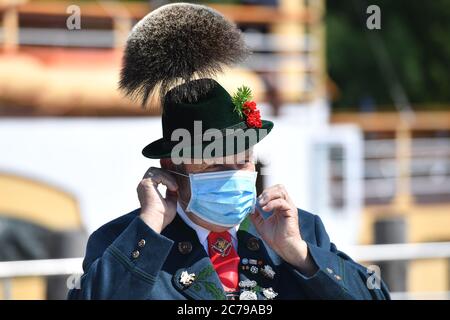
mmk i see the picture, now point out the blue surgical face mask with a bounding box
[168,169,257,227]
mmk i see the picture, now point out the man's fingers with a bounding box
[250,209,265,228]
[261,198,291,213]
[143,166,156,179]
[142,167,179,192]
[258,184,289,207]
[165,189,178,204]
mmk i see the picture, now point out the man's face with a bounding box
[161,150,256,232]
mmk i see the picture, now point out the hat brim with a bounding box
[142,120,273,159]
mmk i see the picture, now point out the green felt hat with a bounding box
[142,79,273,159]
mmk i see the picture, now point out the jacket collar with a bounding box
[162,214,280,300]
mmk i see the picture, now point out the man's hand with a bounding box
[250,184,318,276]
[137,167,178,233]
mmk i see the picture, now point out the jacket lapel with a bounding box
[162,215,226,300]
[237,218,280,300]
[162,214,280,300]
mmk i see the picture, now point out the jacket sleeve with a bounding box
[283,214,391,300]
[67,216,174,300]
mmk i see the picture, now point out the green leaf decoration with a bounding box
[196,265,215,281]
[192,265,227,299]
[192,283,201,292]
[232,85,253,119]
[203,282,226,300]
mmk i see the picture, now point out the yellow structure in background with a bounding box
[0,173,82,299]
[0,173,81,230]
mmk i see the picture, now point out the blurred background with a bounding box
[0,0,449,300]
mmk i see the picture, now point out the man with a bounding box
[68,3,389,300]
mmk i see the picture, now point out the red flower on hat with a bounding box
[246,111,262,128]
[242,101,256,115]
[243,102,261,128]
[232,87,263,128]
[244,101,257,111]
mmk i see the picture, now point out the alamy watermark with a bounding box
[366,265,382,290]
[170,121,268,166]
[66,5,81,30]
[67,273,82,290]
[366,5,381,30]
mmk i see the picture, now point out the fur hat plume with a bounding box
[119,3,250,107]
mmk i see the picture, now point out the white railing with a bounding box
[1,242,449,300]
[343,242,450,262]
[0,257,83,278]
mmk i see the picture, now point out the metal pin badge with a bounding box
[262,287,278,300]
[260,265,276,279]
[239,290,258,300]
[238,279,257,289]
[250,266,259,274]
[178,241,193,255]
[247,237,260,251]
[211,237,232,257]
[179,271,196,287]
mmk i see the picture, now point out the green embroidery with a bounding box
[194,265,226,300]
[196,265,214,281]
[203,282,226,300]
[192,283,201,292]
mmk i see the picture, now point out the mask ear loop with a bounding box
[166,169,194,213]
[166,169,189,178]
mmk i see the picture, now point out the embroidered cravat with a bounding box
[207,231,240,292]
